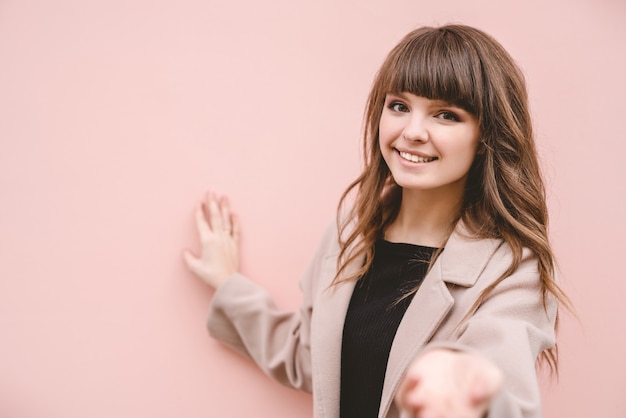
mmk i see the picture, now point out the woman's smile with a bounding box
[397,149,438,164]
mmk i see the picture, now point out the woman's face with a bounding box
[379,92,480,199]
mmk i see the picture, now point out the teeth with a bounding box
[399,151,436,163]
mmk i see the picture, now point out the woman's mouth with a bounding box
[398,150,438,163]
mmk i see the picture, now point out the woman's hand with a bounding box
[183,192,240,289]
[396,348,503,418]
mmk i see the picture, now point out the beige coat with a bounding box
[208,221,557,418]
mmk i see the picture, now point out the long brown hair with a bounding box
[335,24,571,371]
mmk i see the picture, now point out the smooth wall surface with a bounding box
[1,0,624,417]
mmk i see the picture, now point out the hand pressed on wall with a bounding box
[184,192,240,289]
[396,348,503,418]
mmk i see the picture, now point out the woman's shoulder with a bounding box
[449,220,537,260]
[307,216,348,263]
[442,221,540,283]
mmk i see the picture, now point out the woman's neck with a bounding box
[385,188,462,248]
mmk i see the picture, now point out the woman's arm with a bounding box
[183,192,336,392]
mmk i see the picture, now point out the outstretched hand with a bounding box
[397,349,503,418]
[184,192,240,289]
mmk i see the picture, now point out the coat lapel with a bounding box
[378,223,501,417]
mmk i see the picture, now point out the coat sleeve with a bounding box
[425,246,558,418]
[206,222,338,393]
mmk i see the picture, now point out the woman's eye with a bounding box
[388,102,409,113]
[436,111,460,121]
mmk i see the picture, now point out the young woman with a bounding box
[184,24,568,418]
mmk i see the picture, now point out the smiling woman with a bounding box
[184,24,570,418]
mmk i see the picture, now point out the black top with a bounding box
[340,239,436,418]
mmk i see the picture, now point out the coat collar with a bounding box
[437,221,502,287]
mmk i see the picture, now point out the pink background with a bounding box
[1,0,624,417]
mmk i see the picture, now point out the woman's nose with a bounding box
[402,115,430,142]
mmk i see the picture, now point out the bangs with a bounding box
[381,29,483,115]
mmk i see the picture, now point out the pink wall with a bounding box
[1,0,624,417]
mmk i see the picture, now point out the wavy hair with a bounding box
[335,24,571,372]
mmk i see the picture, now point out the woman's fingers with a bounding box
[220,196,232,234]
[195,205,211,241]
[204,191,223,232]
[469,361,503,405]
[397,373,419,409]
[231,212,241,244]
[203,191,235,235]
[183,250,202,276]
